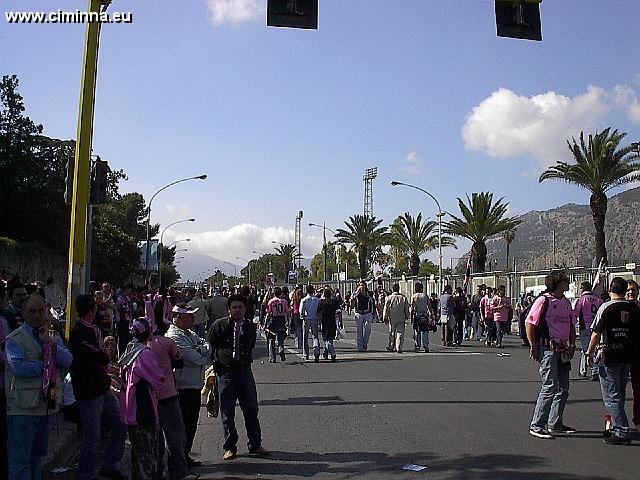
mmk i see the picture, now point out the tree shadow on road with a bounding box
[195,451,615,479]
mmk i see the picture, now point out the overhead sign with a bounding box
[626,263,636,270]
[138,240,158,271]
[267,0,318,30]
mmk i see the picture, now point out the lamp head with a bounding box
[390,181,401,186]
[197,174,208,180]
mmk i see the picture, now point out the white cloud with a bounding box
[162,223,323,265]
[207,0,262,25]
[400,151,424,174]
[165,203,190,216]
[462,84,640,167]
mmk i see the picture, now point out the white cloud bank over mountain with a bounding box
[162,222,324,266]
[462,83,640,167]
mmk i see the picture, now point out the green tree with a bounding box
[274,243,297,280]
[335,215,389,280]
[418,258,439,277]
[390,212,456,276]
[539,128,640,265]
[444,192,521,273]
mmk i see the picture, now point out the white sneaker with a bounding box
[529,428,554,439]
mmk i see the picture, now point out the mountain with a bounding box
[482,187,640,271]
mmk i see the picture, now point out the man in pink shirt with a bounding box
[526,271,577,439]
[573,281,603,379]
[480,287,495,346]
[265,287,290,363]
[490,285,512,348]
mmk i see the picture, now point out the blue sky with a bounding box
[3,1,640,280]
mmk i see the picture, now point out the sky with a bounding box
[3,0,640,281]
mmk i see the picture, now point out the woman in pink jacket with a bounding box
[119,318,165,480]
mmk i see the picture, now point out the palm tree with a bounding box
[274,243,297,280]
[445,192,521,272]
[503,228,516,270]
[539,128,640,265]
[391,212,456,276]
[335,214,389,279]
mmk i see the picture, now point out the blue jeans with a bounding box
[355,312,372,351]
[530,347,570,430]
[217,369,262,452]
[77,393,127,479]
[496,321,505,346]
[414,328,429,349]
[303,318,320,359]
[7,414,53,480]
[599,362,632,439]
[293,322,303,349]
[579,329,598,376]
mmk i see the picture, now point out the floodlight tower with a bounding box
[363,167,378,218]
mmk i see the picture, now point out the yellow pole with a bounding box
[66,0,110,339]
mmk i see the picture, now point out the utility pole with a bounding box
[66,0,110,339]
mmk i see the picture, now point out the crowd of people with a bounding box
[1,269,639,480]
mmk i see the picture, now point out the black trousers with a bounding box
[178,388,202,456]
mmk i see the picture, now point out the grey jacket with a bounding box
[166,324,211,390]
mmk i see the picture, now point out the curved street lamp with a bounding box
[145,175,207,284]
[391,181,443,295]
[308,222,337,282]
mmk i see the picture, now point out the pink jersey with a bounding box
[573,292,603,331]
[267,297,289,318]
[480,295,494,319]
[491,295,511,323]
[147,335,182,400]
[526,294,575,342]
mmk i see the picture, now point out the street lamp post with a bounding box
[309,222,337,283]
[252,251,273,283]
[391,181,444,294]
[145,175,207,285]
[159,217,194,286]
[236,256,251,284]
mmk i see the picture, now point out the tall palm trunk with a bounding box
[590,192,608,265]
[472,242,487,273]
[410,253,420,276]
[358,247,368,280]
[505,243,510,271]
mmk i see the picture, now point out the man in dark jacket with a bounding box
[69,294,127,480]
[207,294,267,461]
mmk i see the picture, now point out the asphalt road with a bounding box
[53,314,640,479]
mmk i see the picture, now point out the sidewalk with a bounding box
[43,412,80,477]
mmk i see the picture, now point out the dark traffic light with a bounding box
[90,157,109,204]
[495,0,542,41]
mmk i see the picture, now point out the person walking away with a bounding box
[574,281,603,380]
[207,294,268,460]
[481,287,496,346]
[625,280,640,433]
[491,285,512,348]
[167,304,211,467]
[384,284,409,354]
[290,286,304,350]
[115,285,134,357]
[526,271,577,439]
[452,287,468,346]
[69,294,127,480]
[5,294,73,480]
[147,314,192,480]
[264,287,289,363]
[439,285,454,347]
[352,282,375,352]
[300,285,321,361]
[410,282,431,352]
[586,276,640,445]
[187,290,209,338]
[317,288,339,361]
[470,285,483,341]
[119,318,166,480]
